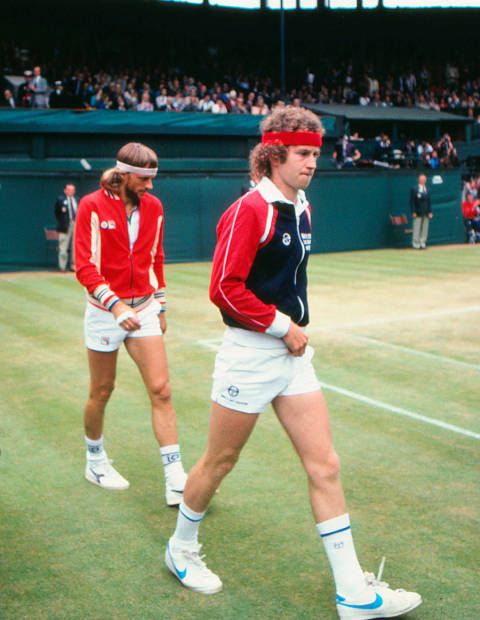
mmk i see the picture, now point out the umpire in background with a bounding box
[54,183,77,271]
[410,174,432,249]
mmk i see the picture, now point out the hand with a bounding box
[283,322,308,357]
[111,301,141,331]
[159,312,167,334]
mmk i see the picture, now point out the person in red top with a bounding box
[75,142,187,504]
[164,107,422,620]
[462,191,480,243]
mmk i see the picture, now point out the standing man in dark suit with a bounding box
[54,184,77,271]
[410,174,432,249]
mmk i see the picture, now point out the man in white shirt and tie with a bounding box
[410,174,433,249]
[54,184,78,271]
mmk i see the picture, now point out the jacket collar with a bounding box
[256,176,308,217]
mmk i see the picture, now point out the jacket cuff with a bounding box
[92,284,119,311]
[154,288,167,313]
[265,311,291,338]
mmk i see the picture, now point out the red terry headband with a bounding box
[261,131,323,147]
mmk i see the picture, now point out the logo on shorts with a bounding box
[100,336,110,346]
[228,385,239,398]
[100,220,116,230]
[282,233,291,246]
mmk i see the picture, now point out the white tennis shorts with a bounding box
[211,333,320,414]
[84,300,162,352]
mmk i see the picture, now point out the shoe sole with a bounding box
[84,471,130,491]
[165,549,223,595]
[337,597,422,620]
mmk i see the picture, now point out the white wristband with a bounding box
[116,310,135,325]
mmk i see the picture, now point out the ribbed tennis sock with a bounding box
[173,501,205,546]
[160,444,186,487]
[317,513,369,601]
[85,435,106,462]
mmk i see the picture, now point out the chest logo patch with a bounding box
[100,220,116,230]
[282,232,291,246]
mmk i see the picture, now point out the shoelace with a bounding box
[364,558,406,593]
[183,545,212,575]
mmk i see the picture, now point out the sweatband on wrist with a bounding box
[107,298,121,311]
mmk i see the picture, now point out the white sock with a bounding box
[85,435,106,462]
[160,444,186,487]
[173,501,205,546]
[317,513,369,601]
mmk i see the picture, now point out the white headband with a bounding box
[116,160,158,176]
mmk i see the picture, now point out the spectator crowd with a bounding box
[2,59,480,124]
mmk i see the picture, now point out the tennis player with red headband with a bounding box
[75,142,187,506]
[165,107,421,619]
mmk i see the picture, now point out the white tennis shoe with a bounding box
[85,457,130,491]
[336,572,422,619]
[165,537,223,594]
[165,471,187,507]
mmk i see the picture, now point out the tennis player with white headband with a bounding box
[164,106,422,620]
[74,142,188,505]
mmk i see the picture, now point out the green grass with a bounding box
[1,246,479,620]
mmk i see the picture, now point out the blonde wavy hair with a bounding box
[101,142,158,193]
[249,106,323,182]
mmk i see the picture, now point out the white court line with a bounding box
[195,338,480,441]
[309,305,480,332]
[320,381,480,441]
[333,334,480,372]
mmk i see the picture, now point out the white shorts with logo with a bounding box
[211,328,320,414]
[84,300,162,352]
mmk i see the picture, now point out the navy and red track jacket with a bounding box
[209,176,312,338]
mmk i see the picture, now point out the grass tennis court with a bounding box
[1,246,479,620]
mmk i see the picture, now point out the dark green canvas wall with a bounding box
[0,168,463,270]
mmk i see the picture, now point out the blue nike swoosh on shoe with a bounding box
[336,593,383,610]
[167,543,187,580]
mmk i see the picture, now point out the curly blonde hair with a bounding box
[249,106,323,181]
[101,142,158,193]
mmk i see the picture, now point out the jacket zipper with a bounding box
[293,214,306,322]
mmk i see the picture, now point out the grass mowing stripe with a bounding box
[320,381,480,440]
[343,334,480,371]
[309,304,480,331]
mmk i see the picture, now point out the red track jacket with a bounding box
[75,189,166,311]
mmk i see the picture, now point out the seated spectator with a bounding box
[114,94,127,111]
[375,133,392,162]
[155,87,168,111]
[332,135,361,168]
[462,191,480,243]
[49,81,68,108]
[124,84,139,109]
[231,92,247,114]
[137,91,154,111]
[251,95,269,115]
[198,93,214,113]
[212,95,228,114]
[2,89,16,108]
[425,150,440,170]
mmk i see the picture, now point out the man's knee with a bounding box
[306,450,341,489]
[149,380,172,404]
[204,448,241,481]
[90,382,115,403]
